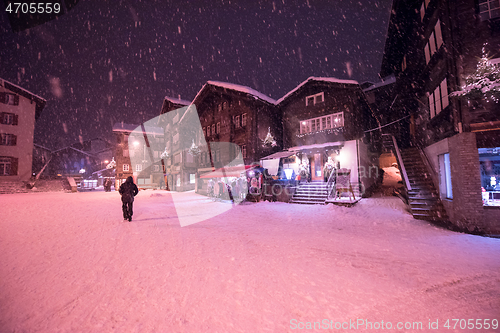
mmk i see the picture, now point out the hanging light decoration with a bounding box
[106,157,116,169]
[188,139,201,156]
[160,147,169,159]
[262,127,277,147]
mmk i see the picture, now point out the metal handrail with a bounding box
[326,168,337,199]
[390,135,412,191]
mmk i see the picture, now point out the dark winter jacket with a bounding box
[119,176,138,202]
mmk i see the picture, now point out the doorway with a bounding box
[310,153,323,181]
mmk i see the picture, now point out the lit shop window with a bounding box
[479,147,500,206]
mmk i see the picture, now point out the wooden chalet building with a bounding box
[381,0,500,233]
[266,77,380,198]
[158,97,197,191]
[112,123,164,190]
[190,81,281,192]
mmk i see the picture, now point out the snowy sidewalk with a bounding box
[1,191,499,332]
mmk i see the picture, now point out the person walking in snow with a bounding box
[119,176,139,222]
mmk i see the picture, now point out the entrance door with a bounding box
[311,153,323,181]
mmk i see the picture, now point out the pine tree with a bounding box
[453,46,500,102]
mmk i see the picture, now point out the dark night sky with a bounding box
[0,0,393,149]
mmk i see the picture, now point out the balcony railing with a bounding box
[299,112,344,135]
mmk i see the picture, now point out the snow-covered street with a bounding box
[1,190,499,332]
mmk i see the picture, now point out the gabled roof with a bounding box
[276,76,359,105]
[164,96,191,106]
[0,77,46,120]
[193,80,277,105]
[112,123,163,135]
[362,76,396,93]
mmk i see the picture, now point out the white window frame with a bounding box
[235,115,240,128]
[299,112,344,134]
[241,113,247,127]
[123,164,130,172]
[2,113,14,125]
[479,0,500,20]
[206,125,210,137]
[0,133,16,146]
[211,124,215,134]
[216,122,220,134]
[438,153,453,199]
[0,157,11,175]
[154,165,160,172]
[136,164,142,172]
[305,92,324,106]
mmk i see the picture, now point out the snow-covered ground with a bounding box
[1,190,499,332]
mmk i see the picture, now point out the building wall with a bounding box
[357,139,380,196]
[0,85,37,181]
[448,132,486,232]
[281,82,362,149]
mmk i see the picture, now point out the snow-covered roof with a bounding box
[164,96,191,106]
[1,77,47,120]
[112,123,163,135]
[0,77,46,102]
[277,77,359,105]
[362,76,396,93]
[194,80,276,105]
[288,141,344,152]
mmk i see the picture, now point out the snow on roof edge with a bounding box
[0,77,46,102]
[164,96,191,106]
[205,80,277,104]
[276,76,359,105]
[362,76,396,93]
[112,123,163,134]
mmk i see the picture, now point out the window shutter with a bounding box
[11,157,18,175]
[0,92,5,104]
[13,114,19,125]
[424,44,430,64]
[14,95,19,105]
[429,94,435,118]
[429,32,436,55]
[0,112,4,124]
[435,20,443,49]
[440,79,449,109]
[434,86,442,115]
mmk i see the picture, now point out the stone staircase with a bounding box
[399,148,449,222]
[289,181,329,204]
[0,181,29,194]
